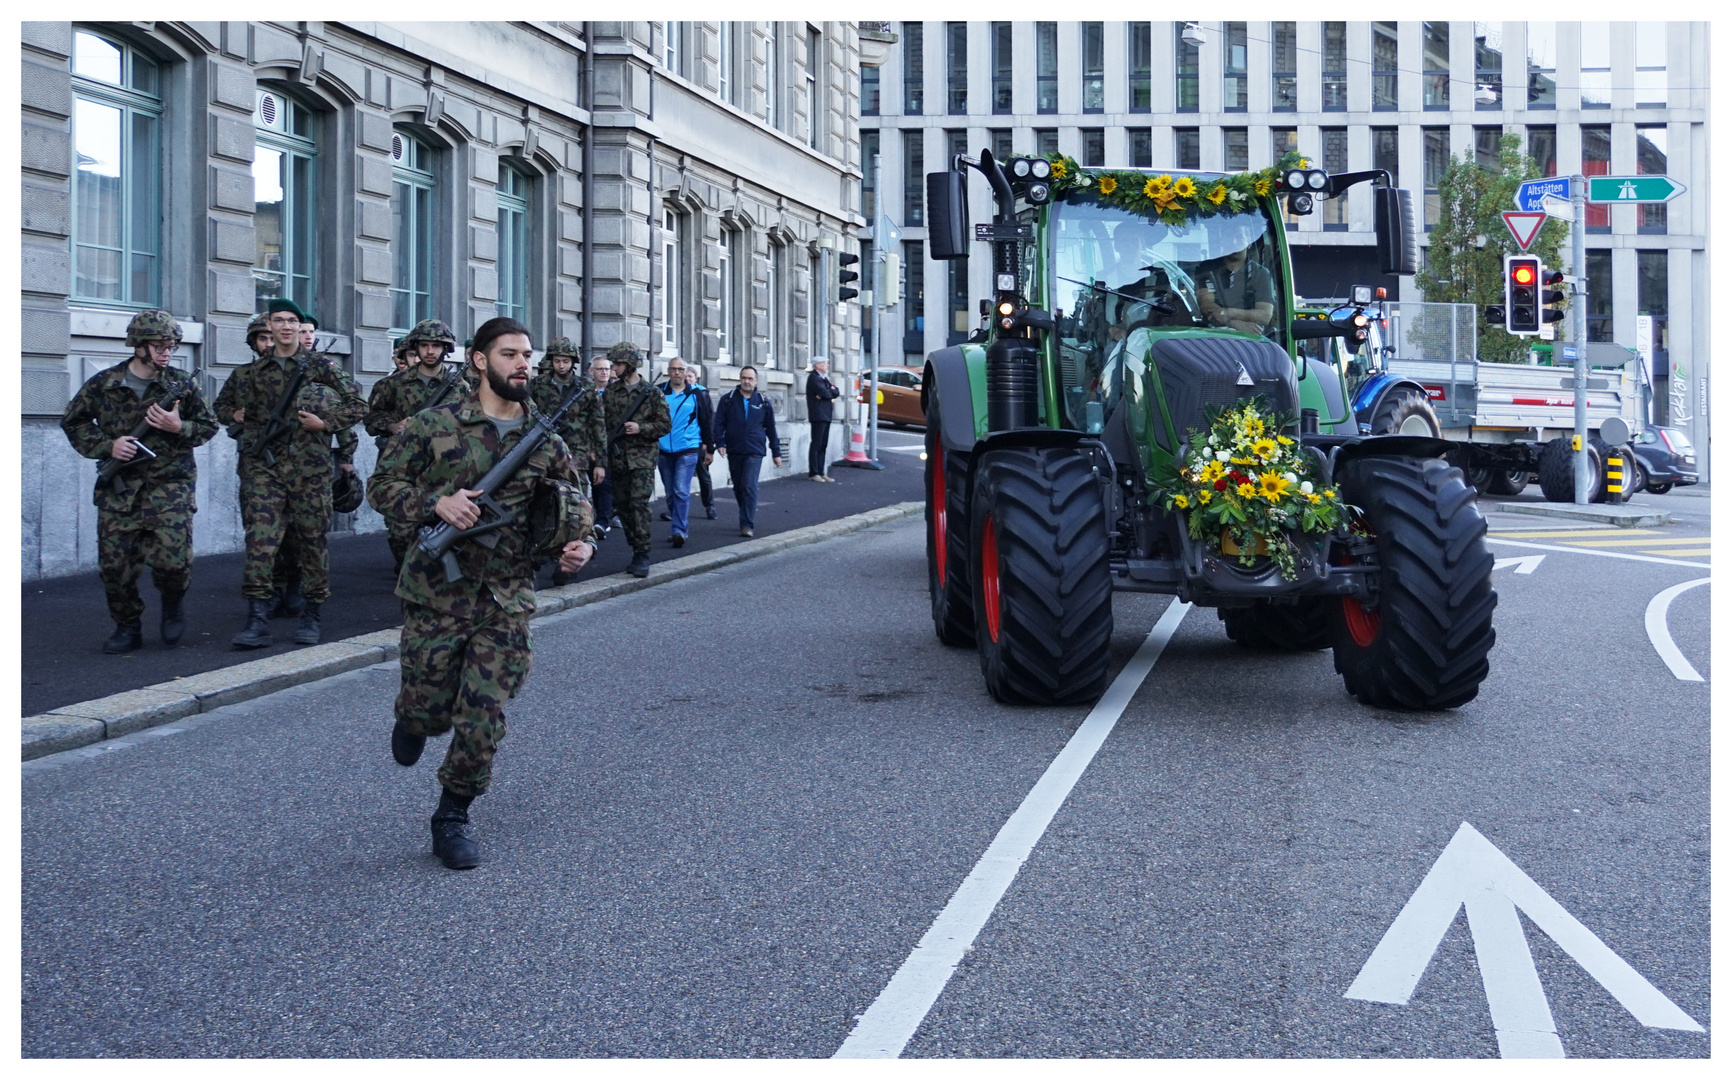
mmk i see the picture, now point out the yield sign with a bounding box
[1501,211,1547,251]
[1346,822,1702,1058]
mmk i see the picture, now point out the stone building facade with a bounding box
[21,20,864,580]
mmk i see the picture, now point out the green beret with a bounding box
[266,298,308,321]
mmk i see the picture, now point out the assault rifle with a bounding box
[95,385,186,489]
[239,358,307,468]
[415,379,587,583]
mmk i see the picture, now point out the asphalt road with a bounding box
[21,476,1709,1058]
[21,436,925,716]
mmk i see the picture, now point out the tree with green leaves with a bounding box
[1416,134,1567,363]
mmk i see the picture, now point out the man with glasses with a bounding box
[61,309,218,653]
[215,298,367,649]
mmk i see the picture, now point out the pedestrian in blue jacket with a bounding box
[711,366,782,538]
[655,358,711,547]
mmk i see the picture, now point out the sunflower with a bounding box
[1171,176,1197,198]
[1251,436,1279,461]
[1206,184,1228,206]
[1254,178,1272,196]
[1099,175,1117,196]
[1258,471,1292,501]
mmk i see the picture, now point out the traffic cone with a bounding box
[836,425,883,470]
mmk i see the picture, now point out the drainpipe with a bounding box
[581,22,595,362]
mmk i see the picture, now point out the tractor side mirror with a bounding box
[1375,187,1418,276]
[926,171,969,261]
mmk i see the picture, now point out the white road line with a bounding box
[1643,577,1710,682]
[1484,537,1709,569]
[834,598,1192,1059]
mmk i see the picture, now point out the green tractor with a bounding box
[920,151,1496,710]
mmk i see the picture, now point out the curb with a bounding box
[21,501,923,762]
[1493,502,1676,528]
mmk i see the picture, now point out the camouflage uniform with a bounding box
[367,391,591,798]
[601,344,672,557]
[60,334,217,627]
[213,346,367,603]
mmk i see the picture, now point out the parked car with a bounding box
[857,366,926,428]
[1629,425,1699,494]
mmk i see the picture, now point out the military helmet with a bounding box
[606,341,644,369]
[331,468,365,514]
[527,477,592,557]
[125,309,183,347]
[404,319,457,349]
[296,382,342,428]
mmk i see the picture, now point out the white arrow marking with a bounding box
[1644,577,1710,681]
[1347,822,1702,1058]
[1492,554,1545,574]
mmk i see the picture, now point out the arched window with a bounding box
[71,29,162,305]
[253,86,318,309]
[390,127,438,331]
[495,163,530,322]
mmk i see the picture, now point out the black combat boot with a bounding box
[627,551,650,578]
[281,580,306,618]
[102,620,143,654]
[160,591,187,647]
[293,601,322,646]
[430,788,480,870]
[391,718,426,766]
[231,599,274,649]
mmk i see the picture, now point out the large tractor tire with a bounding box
[1368,387,1441,438]
[970,447,1114,706]
[1329,456,1498,710]
[1219,599,1333,651]
[925,395,975,647]
[1537,436,1599,503]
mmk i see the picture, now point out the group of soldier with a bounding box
[62,306,682,869]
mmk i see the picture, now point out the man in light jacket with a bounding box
[710,366,782,538]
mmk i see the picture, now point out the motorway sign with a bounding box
[1514,177,1572,212]
[1501,211,1547,251]
[1587,175,1686,204]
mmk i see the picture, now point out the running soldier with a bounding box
[602,342,672,578]
[60,310,218,652]
[213,298,367,649]
[368,316,595,869]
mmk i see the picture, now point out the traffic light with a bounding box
[837,252,860,302]
[1540,267,1566,325]
[1505,255,1541,334]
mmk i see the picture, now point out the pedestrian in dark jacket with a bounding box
[805,358,841,481]
[655,358,712,547]
[711,366,783,537]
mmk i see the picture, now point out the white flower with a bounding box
[1300,480,1314,494]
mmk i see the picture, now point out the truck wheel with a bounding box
[1484,469,1530,496]
[925,399,975,647]
[1368,387,1441,438]
[1329,456,1498,710]
[1537,437,1599,502]
[970,447,1114,706]
[1220,600,1332,651]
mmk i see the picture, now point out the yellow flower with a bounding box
[1173,494,1190,509]
[1172,176,1198,198]
[1258,471,1292,501]
[1254,178,1272,196]
[1237,482,1256,498]
[1099,175,1117,196]
[1198,490,1213,505]
[1050,159,1067,179]
[1206,184,1228,206]
[1251,437,1279,461]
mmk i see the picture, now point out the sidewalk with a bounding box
[22,452,923,719]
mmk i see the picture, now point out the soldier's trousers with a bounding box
[97,508,192,623]
[614,465,656,555]
[394,600,531,798]
[240,471,333,602]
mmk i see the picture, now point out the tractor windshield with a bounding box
[1049,191,1285,431]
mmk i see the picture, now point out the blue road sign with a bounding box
[1515,177,1572,212]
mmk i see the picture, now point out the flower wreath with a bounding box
[1044,150,1307,227]
[1151,397,1350,580]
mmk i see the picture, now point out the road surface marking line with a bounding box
[1489,529,1653,539]
[834,598,1192,1060]
[1561,536,1708,548]
[1484,538,1708,569]
[1644,577,1709,682]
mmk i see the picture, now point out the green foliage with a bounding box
[1415,134,1567,363]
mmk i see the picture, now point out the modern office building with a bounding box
[859,21,1708,466]
[21,21,864,580]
